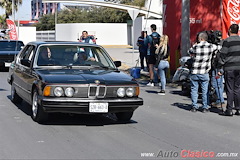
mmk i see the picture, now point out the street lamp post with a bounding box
[55,3,58,41]
[181,0,190,56]
[12,0,15,21]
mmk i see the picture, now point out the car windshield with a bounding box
[35,45,116,69]
[0,41,24,51]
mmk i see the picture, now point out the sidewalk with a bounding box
[104,47,140,70]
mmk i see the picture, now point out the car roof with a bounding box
[27,41,101,47]
[0,39,24,43]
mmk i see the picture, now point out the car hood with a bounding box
[35,69,136,85]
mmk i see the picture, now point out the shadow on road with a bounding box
[172,102,224,114]
[7,95,137,126]
[145,90,158,94]
[172,102,192,111]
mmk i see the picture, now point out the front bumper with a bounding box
[40,97,143,114]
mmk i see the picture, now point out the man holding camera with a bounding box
[189,32,219,113]
[217,24,240,116]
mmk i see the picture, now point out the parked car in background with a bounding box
[8,41,143,124]
[0,40,24,69]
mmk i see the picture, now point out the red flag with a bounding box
[6,19,18,40]
[222,0,240,39]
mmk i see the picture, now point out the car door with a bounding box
[14,45,36,103]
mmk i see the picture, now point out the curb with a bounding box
[102,45,132,48]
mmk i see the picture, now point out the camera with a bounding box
[207,30,222,44]
[196,30,222,44]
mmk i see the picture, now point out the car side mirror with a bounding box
[20,59,31,67]
[114,61,121,67]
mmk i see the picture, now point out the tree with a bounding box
[120,0,145,7]
[35,0,145,31]
[35,14,55,31]
[0,15,7,28]
[36,7,131,30]
[0,0,23,18]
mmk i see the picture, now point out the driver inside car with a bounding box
[37,47,58,66]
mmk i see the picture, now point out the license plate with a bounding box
[89,103,108,113]
[5,62,11,67]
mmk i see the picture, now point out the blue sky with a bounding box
[0,0,105,20]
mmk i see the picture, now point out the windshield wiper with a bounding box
[62,64,73,69]
[89,65,117,70]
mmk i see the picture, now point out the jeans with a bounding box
[190,73,210,109]
[157,60,169,90]
[139,52,148,70]
[211,70,224,104]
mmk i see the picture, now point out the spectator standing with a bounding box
[209,31,224,108]
[217,24,240,116]
[189,32,219,113]
[146,24,161,86]
[79,30,95,61]
[79,31,94,44]
[155,35,170,95]
[137,31,148,71]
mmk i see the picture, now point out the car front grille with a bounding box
[0,55,15,62]
[88,85,106,98]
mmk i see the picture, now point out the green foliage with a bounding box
[35,0,145,31]
[120,0,145,7]
[36,7,131,31]
[0,0,22,18]
[0,15,7,28]
[35,14,55,31]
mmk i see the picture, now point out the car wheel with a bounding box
[182,82,190,96]
[11,85,22,104]
[115,112,133,122]
[32,89,48,123]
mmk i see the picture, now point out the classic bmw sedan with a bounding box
[8,41,143,123]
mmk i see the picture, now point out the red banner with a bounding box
[6,19,18,40]
[222,0,240,39]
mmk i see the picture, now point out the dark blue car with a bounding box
[0,40,24,69]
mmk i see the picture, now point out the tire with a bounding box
[181,82,190,96]
[32,89,48,123]
[11,85,22,104]
[115,112,133,122]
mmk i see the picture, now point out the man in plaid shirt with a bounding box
[188,32,219,113]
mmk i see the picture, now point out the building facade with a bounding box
[31,0,60,20]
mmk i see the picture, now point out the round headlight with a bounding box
[54,87,64,97]
[117,88,125,97]
[126,87,134,97]
[65,87,74,97]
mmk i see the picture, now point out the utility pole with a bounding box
[55,3,58,41]
[181,0,190,56]
[12,0,15,21]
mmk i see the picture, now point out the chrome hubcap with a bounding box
[32,93,38,118]
[11,86,15,99]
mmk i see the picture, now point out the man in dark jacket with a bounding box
[217,24,240,116]
[137,31,148,71]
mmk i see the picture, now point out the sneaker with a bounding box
[211,102,226,108]
[190,107,197,112]
[146,82,154,87]
[235,110,240,116]
[202,108,209,113]
[219,109,233,116]
[158,90,165,95]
